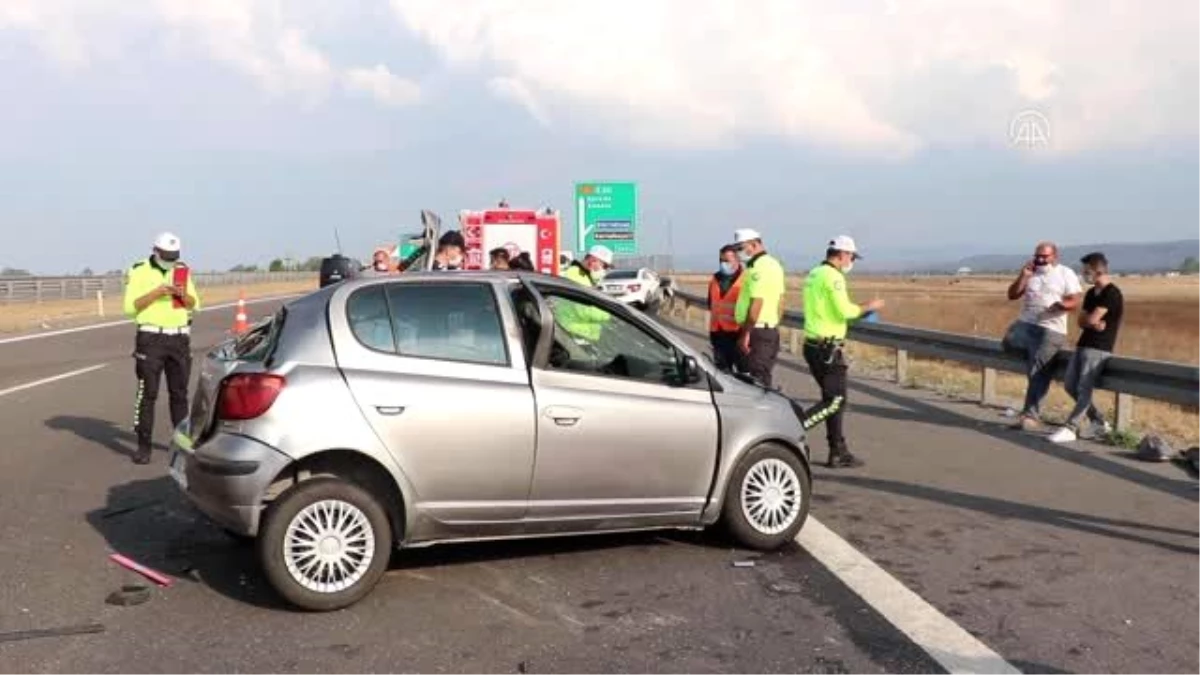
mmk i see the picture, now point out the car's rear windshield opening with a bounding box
[227,308,286,362]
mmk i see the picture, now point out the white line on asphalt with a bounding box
[797,517,1021,675]
[0,364,108,399]
[0,294,303,346]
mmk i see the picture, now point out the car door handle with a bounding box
[543,406,583,426]
[375,406,406,416]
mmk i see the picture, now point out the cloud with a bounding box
[487,77,549,126]
[344,64,422,107]
[389,0,1198,156]
[0,0,418,107]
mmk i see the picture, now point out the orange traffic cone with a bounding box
[232,292,249,334]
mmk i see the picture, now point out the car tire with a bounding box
[722,443,811,550]
[258,477,393,612]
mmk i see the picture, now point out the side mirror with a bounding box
[680,354,703,385]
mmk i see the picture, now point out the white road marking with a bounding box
[0,294,303,346]
[797,516,1021,675]
[0,364,108,399]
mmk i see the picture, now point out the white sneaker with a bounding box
[1096,420,1114,437]
[1048,427,1078,444]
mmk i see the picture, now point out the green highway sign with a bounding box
[575,182,638,255]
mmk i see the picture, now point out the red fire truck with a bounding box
[457,203,563,275]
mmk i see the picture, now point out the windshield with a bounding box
[605,270,640,280]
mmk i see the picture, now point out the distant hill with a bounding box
[953,240,1200,274]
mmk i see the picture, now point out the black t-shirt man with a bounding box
[1077,283,1123,352]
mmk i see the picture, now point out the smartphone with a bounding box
[171,265,190,309]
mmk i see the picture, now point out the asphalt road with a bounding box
[0,298,1195,673]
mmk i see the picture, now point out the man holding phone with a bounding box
[1003,241,1082,431]
[123,233,201,465]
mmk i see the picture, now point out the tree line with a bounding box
[230,256,327,273]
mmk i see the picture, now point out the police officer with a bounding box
[732,228,786,388]
[800,235,884,468]
[123,233,201,465]
[558,245,614,343]
[563,244,614,287]
[708,244,744,372]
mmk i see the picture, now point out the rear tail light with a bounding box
[218,373,286,421]
[628,284,641,292]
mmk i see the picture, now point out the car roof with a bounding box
[333,270,583,292]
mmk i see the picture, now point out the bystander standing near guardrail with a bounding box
[664,284,1197,437]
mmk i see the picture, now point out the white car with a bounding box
[599,268,663,310]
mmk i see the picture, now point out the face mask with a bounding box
[590,267,607,283]
[719,262,736,276]
[447,256,463,268]
[843,261,854,274]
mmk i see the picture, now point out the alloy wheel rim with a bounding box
[740,458,802,535]
[283,499,375,593]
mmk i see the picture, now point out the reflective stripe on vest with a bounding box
[708,275,743,332]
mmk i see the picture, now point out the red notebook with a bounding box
[172,265,189,309]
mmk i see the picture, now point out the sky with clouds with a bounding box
[1,0,1196,273]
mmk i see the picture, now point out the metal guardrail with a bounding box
[0,272,312,304]
[667,288,1199,431]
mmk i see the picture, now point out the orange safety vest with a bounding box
[708,272,743,332]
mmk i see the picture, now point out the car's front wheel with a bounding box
[722,443,811,550]
[258,477,393,611]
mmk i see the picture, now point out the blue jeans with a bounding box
[1063,347,1111,429]
[1002,321,1066,419]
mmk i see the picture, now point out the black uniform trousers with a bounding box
[709,330,742,373]
[133,331,192,453]
[802,339,849,453]
[744,327,781,388]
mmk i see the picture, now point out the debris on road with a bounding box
[1135,435,1173,462]
[109,553,174,588]
[1178,447,1199,477]
[0,623,105,645]
[105,584,151,607]
[733,560,756,568]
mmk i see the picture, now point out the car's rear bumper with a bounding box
[169,423,292,537]
[608,291,651,305]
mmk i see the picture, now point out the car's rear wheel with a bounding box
[258,477,392,611]
[722,443,811,550]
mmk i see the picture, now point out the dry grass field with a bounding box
[0,280,317,334]
[676,273,1199,445]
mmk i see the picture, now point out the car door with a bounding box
[523,280,719,527]
[332,279,536,536]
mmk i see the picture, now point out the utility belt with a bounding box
[751,322,778,330]
[138,325,191,336]
[804,336,847,365]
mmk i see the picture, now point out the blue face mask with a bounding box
[719,262,736,276]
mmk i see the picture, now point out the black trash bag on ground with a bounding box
[1180,446,1199,476]
[1135,435,1173,462]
